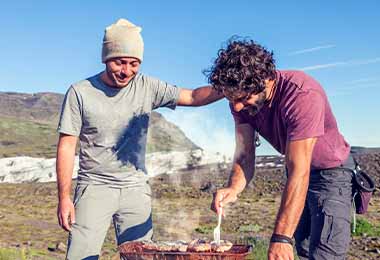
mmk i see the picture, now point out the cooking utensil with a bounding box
[213,208,222,245]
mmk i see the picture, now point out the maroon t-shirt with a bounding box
[230,70,350,169]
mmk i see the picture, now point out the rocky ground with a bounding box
[0,154,379,259]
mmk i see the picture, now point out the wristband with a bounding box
[270,234,293,246]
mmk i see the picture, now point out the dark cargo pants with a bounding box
[294,156,354,260]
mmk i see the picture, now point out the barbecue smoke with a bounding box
[161,108,234,157]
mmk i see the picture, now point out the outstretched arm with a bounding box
[177,86,224,106]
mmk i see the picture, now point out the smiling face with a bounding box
[105,57,141,88]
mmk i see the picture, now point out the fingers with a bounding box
[58,210,69,232]
[57,211,62,227]
[268,242,294,260]
[211,188,239,216]
[61,210,72,232]
[211,193,218,213]
[215,192,224,215]
[212,190,225,215]
[57,201,75,232]
[219,190,237,207]
[219,192,227,208]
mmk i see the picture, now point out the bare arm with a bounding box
[56,133,78,231]
[57,134,78,200]
[177,86,224,106]
[228,123,256,193]
[268,137,316,260]
[273,137,317,236]
[213,123,256,214]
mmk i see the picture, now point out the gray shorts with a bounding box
[294,156,354,260]
[66,182,153,260]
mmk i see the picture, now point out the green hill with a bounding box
[0,92,199,158]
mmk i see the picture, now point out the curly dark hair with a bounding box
[204,37,276,97]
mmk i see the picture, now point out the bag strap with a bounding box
[352,156,361,173]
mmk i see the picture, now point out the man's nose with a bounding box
[233,102,245,112]
[121,65,133,75]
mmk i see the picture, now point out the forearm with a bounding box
[228,158,255,194]
[228,125,256,193]
[273,168,310,237]
[178,86,223,106]
[56,141,76,201]
[192,86,220,106]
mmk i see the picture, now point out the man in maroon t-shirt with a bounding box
[208,38,353,260]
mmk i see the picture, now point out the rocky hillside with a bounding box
[0,91,198,158]
[0,92,63,123]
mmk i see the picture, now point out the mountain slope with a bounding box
[0,92,63,124]
[0,92,199,158]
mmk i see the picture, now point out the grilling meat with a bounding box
[156,241,188,252]
[125,239,233,253]
[137,240,188,252]
[140,241,158,251]
[211,240,233,252]
[188,239,212,252]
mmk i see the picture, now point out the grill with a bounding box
[119,242,252,260]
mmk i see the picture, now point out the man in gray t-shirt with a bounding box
[56,18,222,260]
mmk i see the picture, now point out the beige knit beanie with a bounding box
[102,18,144,63]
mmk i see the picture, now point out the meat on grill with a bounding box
[211,240,233,252]
[188,239,212,252]
[187,239,233,253]
[135,239,233,253]
[138,240,188,252]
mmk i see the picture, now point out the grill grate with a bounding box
[119,242,252,260]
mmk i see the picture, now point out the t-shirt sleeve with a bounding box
[147,76,180,110]
[57,86,82,136]
[285,90,325,141]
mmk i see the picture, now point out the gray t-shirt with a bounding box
[57,72,180,187]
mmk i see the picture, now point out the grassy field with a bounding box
[0,181,279,260]
[0,117,58,158]
[0,167,379,260]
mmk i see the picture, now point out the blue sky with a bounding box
[1,1,379,155]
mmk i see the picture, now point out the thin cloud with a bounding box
[288,44,336,56]
[298,62,347,71]
[344,77,378,85]
[296,57,380,71]
[350,57,380,66]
